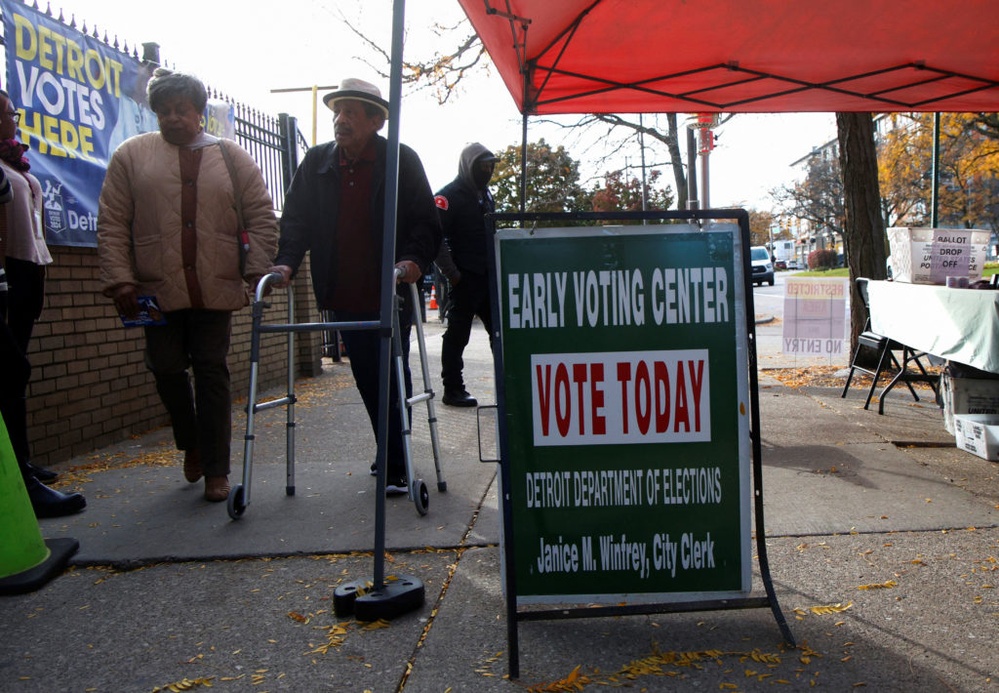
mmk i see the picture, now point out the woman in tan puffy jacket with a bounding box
[97,69,278,503]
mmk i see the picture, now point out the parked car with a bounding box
[750,246,775,286]
[774,260,787,271]
[787,259,801,270]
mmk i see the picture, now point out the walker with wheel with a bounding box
[227,270,446,519]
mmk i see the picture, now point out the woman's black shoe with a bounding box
[25,475,86,518]
[25,462,58,483]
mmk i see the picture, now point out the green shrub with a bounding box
[807,248,838,270]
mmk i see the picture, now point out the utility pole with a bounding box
[270,84,339,146]
[639,113,648,219]
[686,114,718,208]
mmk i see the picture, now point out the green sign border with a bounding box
[495,223,752,604]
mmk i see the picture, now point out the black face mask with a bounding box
[472,161,495,190]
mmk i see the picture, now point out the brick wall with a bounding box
[24,246,324,467]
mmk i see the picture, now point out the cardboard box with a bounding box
[887,227,989,285]
[952,414,999,461]
[941,373,999,434]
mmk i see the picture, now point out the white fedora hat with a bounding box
[322,78,389,117]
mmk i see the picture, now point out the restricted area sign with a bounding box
[495,223,752,604]
[781,277,849,358]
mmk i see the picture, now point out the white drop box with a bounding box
[887,227,989,285]
[942,374,999,434]
[952,414,999,461]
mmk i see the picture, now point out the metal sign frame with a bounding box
[485,208,793,678]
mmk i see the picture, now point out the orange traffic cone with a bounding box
[0,415,78,595]
[429,285,438,310]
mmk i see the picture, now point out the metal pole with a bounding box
[699,128,711,209]
[519,110,528,221]
[269,84,339,147]
[372,0,407,589]
[686,127,699,210]
[311,86,318,146]
[931,112,941,228]
[639,113,648,218]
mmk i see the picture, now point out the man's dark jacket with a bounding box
[274,135,441,306]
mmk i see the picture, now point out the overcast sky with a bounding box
[55,0,837,208]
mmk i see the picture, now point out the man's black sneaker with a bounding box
[442,389,477,407]
[385,476,409,496]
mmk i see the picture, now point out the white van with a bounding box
[750,246,775,286]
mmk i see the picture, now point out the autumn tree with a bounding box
[747,209,775,247]
[969,114,999,141]
[492,139,591,224]
[936,114,999,231]
[589,169,674,220]
[877,113,999,231]
[876,113,931,227]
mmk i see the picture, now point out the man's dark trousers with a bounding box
[441,270,493,393]
[336,294,414,480]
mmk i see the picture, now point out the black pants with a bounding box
[334,290,414,479]
[0,315,31,474]
[3,257,45,354]
[144,310,233,478]
[0,258,45,474]
[440,271,493,392]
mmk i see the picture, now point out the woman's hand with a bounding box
[112,284,140,319]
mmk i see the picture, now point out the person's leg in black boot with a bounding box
[0,319,85,518]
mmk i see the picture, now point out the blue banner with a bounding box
[1,1,235,247]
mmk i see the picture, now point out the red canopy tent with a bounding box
[457,0,999,115]
[449,4,999,674]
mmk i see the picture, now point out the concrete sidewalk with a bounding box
[2,316,998,692]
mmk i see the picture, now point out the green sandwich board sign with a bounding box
[495,222,752,603]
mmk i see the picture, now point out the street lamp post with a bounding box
[270,84,339,146]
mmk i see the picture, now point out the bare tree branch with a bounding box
[338,14,488,105]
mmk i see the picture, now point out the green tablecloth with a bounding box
[867,280,999,374]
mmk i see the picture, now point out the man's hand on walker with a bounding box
[394,260,421,284]
[267,265,293,288]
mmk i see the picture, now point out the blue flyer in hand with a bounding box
[120,295,167,327]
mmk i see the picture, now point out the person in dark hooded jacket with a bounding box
[433,143,498,407]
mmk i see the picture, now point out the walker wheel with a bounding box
[227,484,247,520]
[415,479,429,516]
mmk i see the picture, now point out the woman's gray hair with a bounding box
[146,68,208,113]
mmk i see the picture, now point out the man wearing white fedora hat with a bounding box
[270,78,441,496]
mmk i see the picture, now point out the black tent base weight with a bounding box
[333,575,426,621]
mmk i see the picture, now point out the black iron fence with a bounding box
[229,101,309,212]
